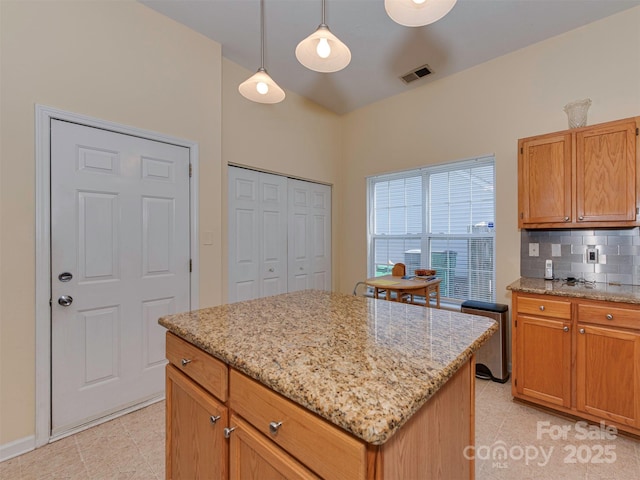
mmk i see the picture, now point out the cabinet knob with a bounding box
[579,328,585,334]
[578,216,584,221]
[181,358,192,367]
[606,314,613,321]
[269,421,283,434]
[224,427,236,439]
[564,216,570,222]
[210,415,221,425]
[539,305,545,311]
[563,326,569,332]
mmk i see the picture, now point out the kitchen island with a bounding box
[159,290,498,479]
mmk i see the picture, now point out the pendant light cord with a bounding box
[321,0,327,27]
[260,0,265,70]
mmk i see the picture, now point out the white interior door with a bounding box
[228,167,287,302]
[50,119,190,436]
[288,179,331,292]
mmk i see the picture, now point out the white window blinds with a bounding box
[368,156,496,304]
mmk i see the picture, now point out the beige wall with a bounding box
[339,7,640,306]
[0,0,341,447]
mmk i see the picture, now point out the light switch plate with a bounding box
[529,243,539,257]
[552,244,561,257]
[586,246,598,264]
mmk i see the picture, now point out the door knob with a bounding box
[57,295,73,306]
[58,272,73,282]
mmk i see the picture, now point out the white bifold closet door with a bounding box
[228,167,331,303]
[287,178,332,292]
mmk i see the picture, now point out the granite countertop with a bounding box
[159,289,497,445]
[507,277,640,304]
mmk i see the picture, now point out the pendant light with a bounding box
[385,0,457,27]
[239,0,285,104]
[295,0,351,73]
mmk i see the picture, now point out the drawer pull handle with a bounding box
[539,305,545,311]
[181,358,192,367]
[210,415,221,425]
[224,427,236,439]
[563,326,569,332]
[579,328,585,334]
[606,314,613,321]
[269,421,283,434]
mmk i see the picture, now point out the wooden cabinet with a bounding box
[166,332,475,479]
[513,294,572,408]
[512,293,640,436]
[576,302,640,428]
[166,365,228,480]
[229,369,367,480]
[229,415,319,480]
[166,333,230,480]
[518,117,639,228]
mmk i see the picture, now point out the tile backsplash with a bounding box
[521,228,640,285]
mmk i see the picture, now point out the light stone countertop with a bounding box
[159,289,497,445]
[507,277,640,304]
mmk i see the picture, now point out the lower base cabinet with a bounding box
[166,365,228,480]
[512,293,640,435]
[166,332,475,480]
[576,323,640,428]
[229,415,319,479]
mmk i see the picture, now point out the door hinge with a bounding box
[515,319,518,328]
[636,127,639,136]
[189,164,192,177]
[520,147,523,154]
[189,259,192,272]
[514,378,517,387]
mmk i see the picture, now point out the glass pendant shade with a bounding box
[238,67,285,104]
[385,0,457,27]
[238,0,285,104]
[295,24,351,73]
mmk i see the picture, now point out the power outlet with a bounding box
[529,243,539,257]
[586,246,598,264]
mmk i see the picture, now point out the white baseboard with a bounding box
[0,435,35,462]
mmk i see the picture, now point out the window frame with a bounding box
[366,156,496,305]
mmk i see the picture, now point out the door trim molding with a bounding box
[35,104,200,447]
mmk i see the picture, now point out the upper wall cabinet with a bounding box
[518,117,640,229]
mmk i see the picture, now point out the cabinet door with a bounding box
[518,133,572,226]
[229,415,320,480]
[576,324,640,428]
[515,315,571,407]
[576,120,637,223]
[166,365,228,480]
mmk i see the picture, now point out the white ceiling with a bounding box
[141,0,640,115]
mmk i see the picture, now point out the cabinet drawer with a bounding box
[230,369,366,480]
[577,303,640,330]
[517,295,571,319]
[166,333,228,401]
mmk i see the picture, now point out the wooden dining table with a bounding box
[364,275,442,308]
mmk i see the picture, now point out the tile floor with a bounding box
[1,379,639,479]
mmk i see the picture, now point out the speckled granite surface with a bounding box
[507,277,640,304]
[159,290,497,445]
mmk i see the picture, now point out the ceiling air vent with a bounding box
[400,64,433,85]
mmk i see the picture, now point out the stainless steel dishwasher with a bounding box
[461,300,510,383]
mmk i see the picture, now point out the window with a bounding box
[367,156,495,304]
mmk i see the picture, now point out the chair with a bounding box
[391,263,406,277]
